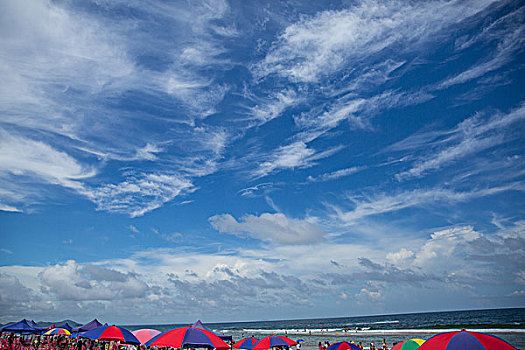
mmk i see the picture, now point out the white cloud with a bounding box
[253,141,342,178]
[253,0,496,83]
[0,204,22,213]
[247,89,301,126]
[333,184,524,226]
[395,103,525,181]
[0,219,523,323]
[0,0,234,215]
[134,143,163,161]
[0,131,95,188]
[82,173,194,217]
[414,226,481,267]
[209,212,325,245]
[386,248,415,266]
[307,166,365,182]
[38,260,150,301]
[438,9,524,89]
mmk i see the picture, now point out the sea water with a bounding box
[128,308,525,349]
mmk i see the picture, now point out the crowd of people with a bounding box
[318,339,389,350]
[0,334,144,350]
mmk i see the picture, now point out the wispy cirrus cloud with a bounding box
[331,183,525,227]
[394,103,525,181]
[253,0,496,83]
[251,141,343,178]
[438,4,525,90]
[307,166,366,182]
[0,0,236,216]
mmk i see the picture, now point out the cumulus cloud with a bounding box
[39,260,150,301]
[387,248,415,266]
[0,220,523,323]
[209,212,326,245]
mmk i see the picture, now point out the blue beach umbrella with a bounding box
[326,342,361,350]
[81,325,140,344]
[234,337,259,350]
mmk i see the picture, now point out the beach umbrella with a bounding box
[326,341,361,350]
[192,320,232,343]
[131,329,161,344]
[252,335,298,350]
[391,339,425,350]
[418,330,518,350]
[81,325,140,344]
[43,328,71,336]
[233,337,259,350]
[59,323,74,332]
[145,326,230,349]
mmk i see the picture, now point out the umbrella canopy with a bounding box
[145,326,230,349]
[59,323,74,332]
[326,342,361,350]
[418,330,517,350]
[73,319,103,333]
[131,329,161,344]
[252,335,298,350]
[192,320,232,342]
[81,325,140,344]
[2,319,37,334]
[192,320,212,332]
[44,328,71,336]
[233,337,259,350]
[391,339,425,350]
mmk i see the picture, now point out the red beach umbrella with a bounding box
[81,325,140,344]
[418,330,518,350]
[252,335,298,350]
[391,339,425,350]
[326,342,361,350]
[233,337,259,350]
[131,329,161,344]
[145,326,230,349]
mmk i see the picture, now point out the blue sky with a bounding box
[0,0,524,324]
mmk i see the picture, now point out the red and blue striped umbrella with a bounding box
[81,325,140,344]
[132,329,161,344]
[233,337,259,350]
[326,341,361,350]
[252,335,298,350]
[145,326,230,349]
[43,328,71,336]
[418,330,517,350]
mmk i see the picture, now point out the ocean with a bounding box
[127,308,525,349]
